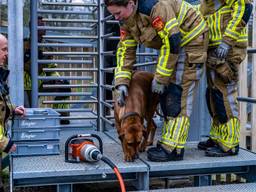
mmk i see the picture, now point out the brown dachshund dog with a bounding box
[114,71,159,161]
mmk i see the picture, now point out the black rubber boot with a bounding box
[205,145,239,157]
[197,138,216,150]
[147,143,184,162]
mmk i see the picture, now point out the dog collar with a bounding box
[121,112,143,124]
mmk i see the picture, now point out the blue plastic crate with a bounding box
[12,128,60,141]
[13,108,60,129]
[12,140,60,156]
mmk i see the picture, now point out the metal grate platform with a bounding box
[106,129,256,169]
[12,129,148,189]
[12,128,256,191]
[105,128,256,188]
[148,183,256,192]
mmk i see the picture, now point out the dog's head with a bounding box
[119,113,145,161]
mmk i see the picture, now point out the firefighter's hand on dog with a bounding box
[116,85,128,107]
[151,78,165,94]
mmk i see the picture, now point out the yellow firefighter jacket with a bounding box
[199,0,252,48]
[0,68,15,152]
[115,0,208,86]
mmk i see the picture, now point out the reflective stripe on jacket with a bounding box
[115,0,207,86]
[200,0,252,47]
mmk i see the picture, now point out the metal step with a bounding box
[147,183,256,192]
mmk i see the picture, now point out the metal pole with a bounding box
[31,0,39,107]
[8,0,24,106]
[98,0,104,131]
[237,96,256,103]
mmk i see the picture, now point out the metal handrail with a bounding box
[43,51,98,55]
[38,59,93,64]
[43,18,98,23]
[41,2,98,7]
[38,92,93,97]
[42,84,98,88]
[55,109,92,112]
[43,35,98,39]
[247,48,256,53]
[43,68,98,72]
[38,9,96,15]
[38,76,92,80]
[38,43,95,47]
[100,101,114,109]
[101,84,114,91]
[43,100,98,104]
[38,26,93,31]
[237,96,256,103]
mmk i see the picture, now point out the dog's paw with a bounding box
[124,154,135,162]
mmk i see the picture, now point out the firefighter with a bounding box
[196,0,253,156]
[0,34,25,192]
[105,0,208,161]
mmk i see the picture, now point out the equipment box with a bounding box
[13,108,60,129]
[12,140,60,156]
[12,128,60,141]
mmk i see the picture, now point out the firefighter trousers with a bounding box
[160,45,207,151]
[206,47,246,151]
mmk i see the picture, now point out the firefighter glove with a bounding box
[116,85,128,107]
[152,78,165,95]
[215,42,230,59]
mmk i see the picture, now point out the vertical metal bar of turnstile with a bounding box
[31,0,39,107]
[99,0,104,131]
[8,0,24,105]
[9,156,13,192]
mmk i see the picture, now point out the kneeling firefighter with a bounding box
[197,0,253,156]
[105,0,208,161]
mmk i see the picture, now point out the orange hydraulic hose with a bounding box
[101,156,126,192]
[113,167,126,192]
